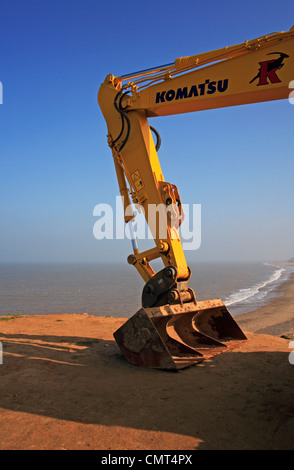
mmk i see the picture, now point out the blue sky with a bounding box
[0,0,293,264]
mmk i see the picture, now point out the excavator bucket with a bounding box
[114,299,247,370]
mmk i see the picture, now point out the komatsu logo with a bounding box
[249,52,290,86]
[155,78,229,103]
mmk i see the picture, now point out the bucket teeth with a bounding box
[113,300,247,370]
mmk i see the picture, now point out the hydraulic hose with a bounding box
[112,90,131,152]
[113,92,161,153]
[150,125,161,151]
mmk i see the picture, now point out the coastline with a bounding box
[237,271,294,338]
[0,270,293,450]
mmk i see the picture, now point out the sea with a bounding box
[0,261,293,318]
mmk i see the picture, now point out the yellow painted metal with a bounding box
[127,32,294,117]
[97,26,294,368]
[174,28,294,70]
[98,26,294,284]
[98,84,189,280]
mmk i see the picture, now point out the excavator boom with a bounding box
[98,26,294,370]
[118,26,294,116]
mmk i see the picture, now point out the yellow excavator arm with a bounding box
[98,26,294,370]
[118,26,294,116]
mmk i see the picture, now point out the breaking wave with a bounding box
[224,265,285,306]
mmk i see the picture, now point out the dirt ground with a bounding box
[0,310,293,450]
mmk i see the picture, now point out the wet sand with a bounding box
[0,273,293,450]
[237,272,294,338]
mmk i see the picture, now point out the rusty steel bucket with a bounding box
[113,299,247,370]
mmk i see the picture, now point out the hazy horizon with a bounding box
[1,1,293,266]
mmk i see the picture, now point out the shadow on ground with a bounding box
[0,330,293,450]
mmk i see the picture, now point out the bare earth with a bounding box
[0,273,294,450]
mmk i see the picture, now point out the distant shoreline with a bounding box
[237,271,294,338]
[0,261,293,326]
[1,271,293,339]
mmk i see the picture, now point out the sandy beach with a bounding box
[0,273,293,450]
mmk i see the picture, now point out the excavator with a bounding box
[98,26,294,370]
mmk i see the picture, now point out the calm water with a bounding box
[0,262,293,318]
